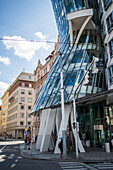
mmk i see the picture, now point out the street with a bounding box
[1,140,113,170]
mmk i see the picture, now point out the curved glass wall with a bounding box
[32,0,106,113]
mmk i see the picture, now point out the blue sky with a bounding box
[0,0,58,104]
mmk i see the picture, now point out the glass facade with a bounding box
[106,12,113,33]
[109,38,113,59]
[103,0,113,10]
[77,102,112,146]
[32,0,106,113]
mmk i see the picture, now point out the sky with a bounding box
[0,0,58,105]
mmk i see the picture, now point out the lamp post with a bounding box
[58,51,67,159]
[73,56,99,159]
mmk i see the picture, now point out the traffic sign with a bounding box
[25,128,28,131]
[24,131,28,135]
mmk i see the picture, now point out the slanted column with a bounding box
[40,109,56,152]
[69,20,73,46]
[54,105,71,154]
[36,109,47,150]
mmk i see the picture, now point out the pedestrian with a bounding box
[35,135,37,143]
[111,137,113,151]
[24,138,27,150]
[58,137,63,158]
[66,136,70,152]
[27,137,31,150]
[69,137,72,151]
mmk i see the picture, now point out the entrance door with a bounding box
[95,130,102,147]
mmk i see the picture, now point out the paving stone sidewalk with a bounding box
[20,143,113,162]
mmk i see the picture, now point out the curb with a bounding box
[19,144,113,163]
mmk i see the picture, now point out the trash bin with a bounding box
[105,143,110,152]
[86,140,90,147]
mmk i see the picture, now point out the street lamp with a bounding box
[58,51,67,159]
[73,56,99,159]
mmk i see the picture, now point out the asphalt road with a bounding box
[1,140,113,170]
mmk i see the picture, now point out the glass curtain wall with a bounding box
[32,0,106,113]
[77,102,111,147]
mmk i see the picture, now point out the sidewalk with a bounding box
[20,143,113,162]
[0,136,22,141]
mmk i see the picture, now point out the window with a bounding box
[106,12,113,33]
[28,106,31,110]
[28,122,31,125]
[21,90,25,94]
[109,39,113,58]
[21,97,25,102]
[20,122,24,125]
[21,105,24,110]
[29,84,32,88]
[29,76,31,79]
[28,98,32,103]
[28,114,31,118]
[28,90,32,95]
[38,75,40,80]
[20,113,24,118]
[22,83,25,87]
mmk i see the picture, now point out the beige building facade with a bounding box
[0,106,2,134]
[0,91,9,136]
[6,72,34,139]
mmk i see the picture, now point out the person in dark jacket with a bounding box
[58,138,63,158]
[27,138,31,150]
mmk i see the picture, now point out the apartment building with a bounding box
[7,72,34,139]
[33,40,59,137]
[1,91,9,136]
[0,106,2,134]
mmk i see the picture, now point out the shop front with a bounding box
[77,100,113,147]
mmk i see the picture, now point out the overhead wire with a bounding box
[0,37,105,47]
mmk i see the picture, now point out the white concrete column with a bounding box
[40,109,56,152]
[69,20,73,46]
[54,104,71,154]
[36,109,47,150]
[56,108,62,135]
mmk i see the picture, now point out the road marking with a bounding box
[8,154,15,159]
[0,145,7,153]
[10,154,15,157]
[18,156,22,159]
[10,164,16,168]
[59,162,88,170]
[15,159,18,162]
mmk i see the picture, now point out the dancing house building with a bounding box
[32,0,113,152]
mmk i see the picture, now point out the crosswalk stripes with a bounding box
[89,163,113,170]
[58,162,88,170]
[8,153,15,159]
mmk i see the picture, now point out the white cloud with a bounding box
[0,81,10,105]
[3,34,51,61]
[35,32,46,40]
[0,56,11,65]
[0,81,9,96]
